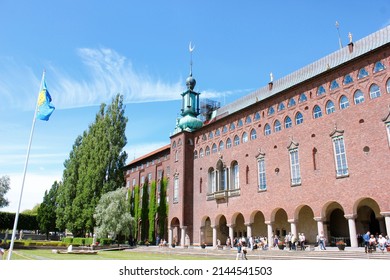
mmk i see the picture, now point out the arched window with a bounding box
[298,93,307,103]
[285,116,292,128]
[212,143,217,154]
[330,79,339,90]
[369,83,381,99]
[313,105,322,119]
[264,124,271,135]
[242,132,248,143]
[296,112,303,125]
[274,120,282,132]
[343,74,353,85]
[237,119,243,127]
[277,102,285,111]
[354,90,365,104]
[254,112,261,121]
[216,160,227,191]
[234,135,240,146]
[215,128,221,136]
[317,85,326,96]
[387,79,390,94]
[245,116,252,124]
[268,106,275,116]
[226,138,232,149]
[373,61,385,73]
[358,67,369,79]
[172,141,176,148]
[250,129,257,140]
[219,140,224,151]
[230,122,236,131]
[222,125,228,133]
[205,146,210,156]
[326,100,335,114]
[339,95,350,109]
[288,98,296,107]
[231,161,240,190]
[208,167,215,193]
[208,131,213,139]
[194,150,198,159]
[199,148,204,158]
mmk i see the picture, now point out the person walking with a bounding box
[363,231,370,253]
[319,231,326,250]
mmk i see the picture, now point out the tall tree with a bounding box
[56,94,128,236]
[94,187,134,242]
[140,178,149,242]
[37,181,60,239]
[0,175,10,208]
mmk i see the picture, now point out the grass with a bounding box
[3,248,231,260]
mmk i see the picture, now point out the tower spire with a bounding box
[189,42,195,76]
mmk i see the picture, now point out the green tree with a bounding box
[94,188,134,243]
[132,185,140,239]
[148,181,157,243]
[157,178,168,239]
[56,94,128,236]
[0,175,10,208]
[140,178,149,242]
[37,181,60,239]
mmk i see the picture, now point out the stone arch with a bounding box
[200,216,212,245]
[231,212,246,238]
[294,204,317,244]
[271,208,289,238]
[250,210,267,237]
[353,197,383,236]
[170,217,181,246]
[322,202,348,245]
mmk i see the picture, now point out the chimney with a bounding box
[348,32,354,53]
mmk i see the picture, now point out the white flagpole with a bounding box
[7,71,45,260]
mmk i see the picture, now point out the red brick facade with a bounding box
[125,26,390,248]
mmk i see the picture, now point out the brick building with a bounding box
[124,25,390,248]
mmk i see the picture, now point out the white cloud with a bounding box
[1,172,61,213]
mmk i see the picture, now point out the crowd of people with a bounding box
[361,231,389,253]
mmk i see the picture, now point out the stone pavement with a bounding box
[129,245,390,260]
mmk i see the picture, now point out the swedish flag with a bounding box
[36,75,55,121]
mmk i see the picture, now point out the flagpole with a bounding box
[7,71,45,260]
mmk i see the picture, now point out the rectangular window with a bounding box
[258,158,267,190]
[233,164,240,189]
[220,168,227,191]
[173,176,179,203]
[132,178,136,187]
[386,123,390,146]
[333,136,349,177]
[289,149,301,185]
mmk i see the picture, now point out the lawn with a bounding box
[3,248,232,260]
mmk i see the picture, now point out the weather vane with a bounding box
[189,42,195,76]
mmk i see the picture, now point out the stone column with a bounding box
[245,223,252,239]
[344,214,358,248]
[380,212,390,236]
[168,227,173,247]
[288,219,297,238]
[180,226,187,247]
[265,221,273,248]
[227,224,235,245]
[212,225,217,247]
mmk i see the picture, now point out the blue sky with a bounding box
[1,0,389,213]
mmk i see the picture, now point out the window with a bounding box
[298,93,307,103]
[232,161,239,189]
[369,84,381,99]
[354,90,365,104]
[317,85,326,96]
[215,128,221,136]
[245,116,252,124]
[312,148,318,170]
[217,160,227,191]
[237,119,243,127]
[199,148,204,158]
[358,67,369,79]
[209,131,213,139]
[208,168,215,193]
[205,146,210,156]
[173,176,179,203]
[219,140,224,151]
[268,106,275,116]
[373,61,385,73]
[264,124,271,135]
[226,138,232,149]
[230,122,236,131]
[339,95,350,109]
[330,79,339,90]
[278,102,285,111]
[212,143,217,154]
[274,120,281,132]
[313,105,322,119]
[172,141,176,148]
[326,100,335,114]
[175,150,179,161]
[257,155,267,190]
[343,74,353,85]
[234,135,240,146]
[250,129,257,140]
[332,136,349,177]
[285,116,292,128]
[223,125,228,133]
[289,148,301,186]
[295,112,303,125]
[387,79,390,94]
[242,132,248,143]
[386,122,390,147]
[254,112,261,121]
[288,98,296,107]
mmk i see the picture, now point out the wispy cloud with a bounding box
[0,47,252,110]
